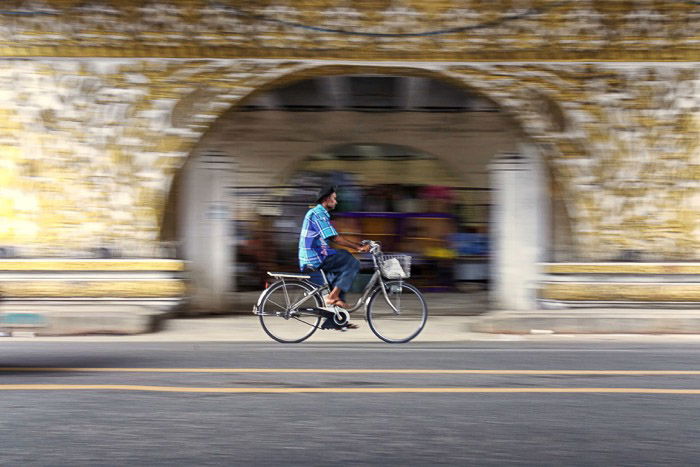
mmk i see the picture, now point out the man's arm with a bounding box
[316,212,370,253]
[329,234,370,253]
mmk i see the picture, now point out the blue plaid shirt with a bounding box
[299,204,338,270]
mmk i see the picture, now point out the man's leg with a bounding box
[320,250,360,308]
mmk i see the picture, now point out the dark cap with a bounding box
[315,184,337,204]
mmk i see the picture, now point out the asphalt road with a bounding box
[1,342,700,466]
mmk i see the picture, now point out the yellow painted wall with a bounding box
[0,1,696,262]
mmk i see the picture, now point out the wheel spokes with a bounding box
[292,316,320,328]
[260,282,322,343]
[369,283,426,343]
[266,298,286,310]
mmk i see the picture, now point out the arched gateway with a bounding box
[168,67,554,312]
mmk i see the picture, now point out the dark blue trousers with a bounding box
[307,250,360,300]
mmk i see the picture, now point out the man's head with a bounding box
[316,184,337,210]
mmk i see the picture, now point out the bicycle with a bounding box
[253,240,428,343]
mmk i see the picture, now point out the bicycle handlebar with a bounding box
[361,239,382,254]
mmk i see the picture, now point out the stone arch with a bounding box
[162,61,579,224]
[165,62,570,311]
[166,62,564,151]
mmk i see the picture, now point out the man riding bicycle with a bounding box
[299,185,370,328]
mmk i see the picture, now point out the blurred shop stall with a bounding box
[234,144,489,292]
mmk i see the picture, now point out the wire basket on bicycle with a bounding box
[378,254,411,279]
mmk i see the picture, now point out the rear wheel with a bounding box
[366,281,428,343]
[258,280,322,343]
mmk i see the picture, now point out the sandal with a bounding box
[324,296,349,309]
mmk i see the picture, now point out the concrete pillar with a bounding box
[179,152,236,312]
[489,145,549,310]
[320,76,349,109]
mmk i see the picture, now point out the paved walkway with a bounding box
[6,289,700,342]
[6,314,700,343]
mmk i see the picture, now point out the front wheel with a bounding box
[258,280,323,343]
[366,281,428,343]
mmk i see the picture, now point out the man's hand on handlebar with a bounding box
[359,239,380,253]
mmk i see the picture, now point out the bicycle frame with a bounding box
[271,268,400,316]
[256,240,425,343]
[256,241,403,319]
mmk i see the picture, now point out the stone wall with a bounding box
[1,60,698,261]
[0,1,697,262]
[0,1,696,61]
